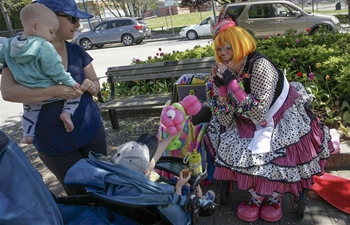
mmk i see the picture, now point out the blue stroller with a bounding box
[0,130,218,225]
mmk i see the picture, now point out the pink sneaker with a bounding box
[237,196,264,222]
[259,196,282,222]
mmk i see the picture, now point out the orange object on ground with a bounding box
[312,173,350,214]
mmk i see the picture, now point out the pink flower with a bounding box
[308,72,315,81]
[135,59,140,63]
[264,36,269,39]
[295,38,300,43]
[292,58,297,63]
[160,52,164,56]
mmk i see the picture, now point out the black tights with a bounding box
[38,126,107,195]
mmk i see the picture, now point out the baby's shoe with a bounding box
[237,196,264,222]
[259,196,282,222]
[202,190,216,202]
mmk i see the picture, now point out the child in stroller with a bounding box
[64,132,219,225]
[107,133,215,201]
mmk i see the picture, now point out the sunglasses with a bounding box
[56,14,79,24]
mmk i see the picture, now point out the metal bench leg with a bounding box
[108,109,120,130]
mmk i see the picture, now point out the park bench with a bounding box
[97,56,215,130]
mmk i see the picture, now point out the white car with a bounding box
[179,16,214,40]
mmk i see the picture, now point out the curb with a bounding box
[326,141,350,170]
[144,34,183,43]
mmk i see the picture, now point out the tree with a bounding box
[0,1,14,36]
[213,0,247,4]
[0,0,31,36]
[100,0,156,18]
[179,0,212,8]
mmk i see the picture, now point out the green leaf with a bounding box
[340,101,350,110]
[325,107,333,118]
[342,111,350,123]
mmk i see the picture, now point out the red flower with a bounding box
[277,33,281,37]
[135,59,140,63]
[158,48,162,51]
[148,56,152,60]
[264,36,269,39]
[296,72,302,77]
[156,52,159,56]
[306,28,310,32]
[160,52,164,56]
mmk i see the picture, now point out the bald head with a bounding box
[20,3,59,40]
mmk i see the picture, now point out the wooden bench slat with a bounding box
[111,68,212,82]
[99,93,171,110]
[108,62,214,77]
[107,57,215,72]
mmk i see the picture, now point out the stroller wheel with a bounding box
[296,189,306,218]
[218,181,231,205]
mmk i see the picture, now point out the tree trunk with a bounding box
[0,1,14,37]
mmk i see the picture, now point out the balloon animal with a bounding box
[161,95,202,150]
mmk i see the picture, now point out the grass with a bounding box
[146,11,216,31]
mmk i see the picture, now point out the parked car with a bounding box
[134,17,152,38]
[0,37,8,72]
[180,16,215,40]
[216,0,340,38]
[74,17,147,50]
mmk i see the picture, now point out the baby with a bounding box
[0,3,80,144]
[109,133,216,201]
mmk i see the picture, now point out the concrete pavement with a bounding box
[197,152,350,225]
[198,169,350,225]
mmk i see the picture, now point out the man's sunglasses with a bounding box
[56,13,79,24]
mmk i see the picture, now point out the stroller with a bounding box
[0,130,218,225]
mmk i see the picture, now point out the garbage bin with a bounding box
[335,2,341,10]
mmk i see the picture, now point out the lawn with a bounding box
[146,11,217,31]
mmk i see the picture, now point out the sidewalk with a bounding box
[195,142,350,225]
[198,170,350,225]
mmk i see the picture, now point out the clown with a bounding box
[204,18,336,223]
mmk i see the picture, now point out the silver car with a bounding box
[217,0,340,38]
[134,17,152,38]
[74,17,146,50]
